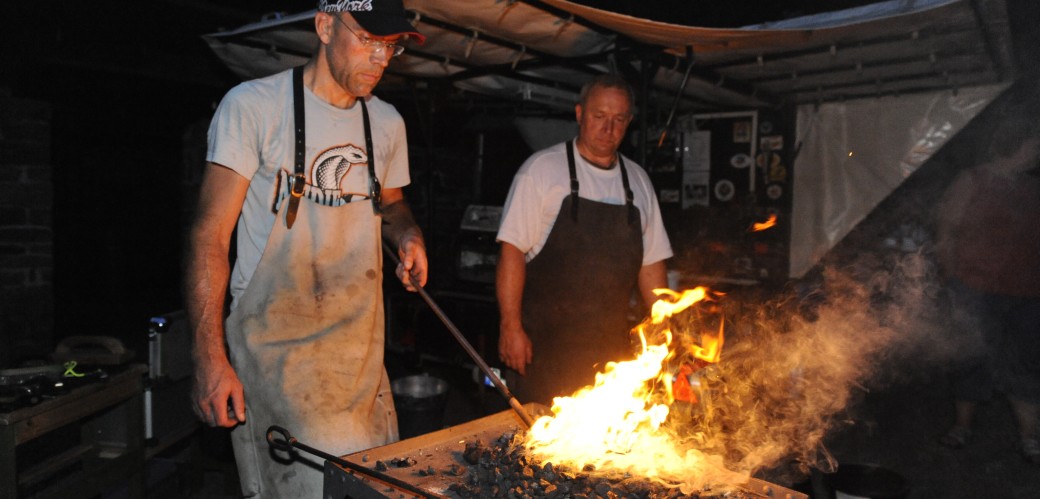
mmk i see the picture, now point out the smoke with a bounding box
[658,249,959,484]
[520,246,973,493]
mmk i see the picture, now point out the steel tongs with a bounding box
[266,425,446,499]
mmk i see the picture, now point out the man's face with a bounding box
[322,13,402,97]
[575,86,633,160]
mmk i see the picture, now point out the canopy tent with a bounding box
[202,0,1016,279]
[203,0,1012,111]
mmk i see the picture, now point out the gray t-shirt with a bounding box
[207,69,411,306]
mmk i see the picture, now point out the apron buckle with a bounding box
[285,173,307,229]
[369,177,383,215]
[290,173,307,198]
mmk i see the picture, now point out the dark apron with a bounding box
[509,140,644,406]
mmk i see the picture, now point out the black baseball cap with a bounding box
[318,0,426,44]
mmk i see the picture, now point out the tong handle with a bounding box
[264,425,448,498]
[266,425,296,453]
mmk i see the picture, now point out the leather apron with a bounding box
[508,140,644,406]
[225,69,396,498]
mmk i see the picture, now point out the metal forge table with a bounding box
[324,403,807,499]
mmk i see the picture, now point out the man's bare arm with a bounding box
[185,163,249,428]
[381,187,427,290]
[497,242,532,375]
[637,260,668,309]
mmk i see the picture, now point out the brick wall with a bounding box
[0,88,54,366]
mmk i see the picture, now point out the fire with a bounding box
[523,287,745,493]
[749,213,777,232]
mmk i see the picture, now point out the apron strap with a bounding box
[359,99,382,215]
[286,66,381,226]
[566,140,579,222]
[292,66,306,182]
[285,65,307,229]
[617,155,638,225]
[566,139,637,225]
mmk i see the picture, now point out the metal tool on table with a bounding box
[382,241,535,428]
[266,425,447,499]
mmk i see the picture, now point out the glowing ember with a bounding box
[748,214,777,232]
[523,287,745,493]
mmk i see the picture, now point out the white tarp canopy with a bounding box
[204,0,1013,111]
[202,0,1016,279]
[790,83,1006,277]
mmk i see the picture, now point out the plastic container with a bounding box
[391,374,449,439]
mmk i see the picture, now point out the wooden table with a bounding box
[0,364,147,499]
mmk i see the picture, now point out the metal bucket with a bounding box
[391,374,449,439]
[824,464,909,499]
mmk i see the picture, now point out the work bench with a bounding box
[0,364,148,499]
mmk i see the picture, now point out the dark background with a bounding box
[2,3,1040,497]
[1,0,1037,358]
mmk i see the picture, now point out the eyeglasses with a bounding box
[333,15,406,58]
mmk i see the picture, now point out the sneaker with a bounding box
[938,426,971,449]
[1021,438,1040,464]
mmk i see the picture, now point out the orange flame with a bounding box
[748,213,777,232]
[523,287,744,493]
[691,315,724,363]
[651,289,724,404]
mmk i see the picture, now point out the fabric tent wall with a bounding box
[789,83,1007,278]
[513,117,579,152]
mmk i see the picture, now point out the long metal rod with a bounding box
[382,242,536,428]
[657,46,695,148]
[266,425,446,499]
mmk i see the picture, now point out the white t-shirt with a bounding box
[207,69,411,304]
[497,141,673,265]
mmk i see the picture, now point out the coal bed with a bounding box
[329,405,806,499]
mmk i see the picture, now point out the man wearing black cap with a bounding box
[187,1,426,496]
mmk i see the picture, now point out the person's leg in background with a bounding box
[938,279,993,449]
[1001,296,1040,463]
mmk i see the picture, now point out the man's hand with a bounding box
[380,188,427,291]
[192,355,246,428]
[499,321,532,375]
[395,234,428,291]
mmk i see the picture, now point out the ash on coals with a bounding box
[449,431,746,499]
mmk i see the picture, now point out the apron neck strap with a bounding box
[565,139,636,224]
[292,66,307,190]
[566,140,579,221]
[359,99,382,214]
[290,66,381,223]
[616,154,637,225]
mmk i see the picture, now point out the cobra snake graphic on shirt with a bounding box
[312,144,368,193]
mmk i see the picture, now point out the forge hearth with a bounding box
[324,404,806,499]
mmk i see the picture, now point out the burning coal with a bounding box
[451,431,765,498]
[513,256,931,493]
